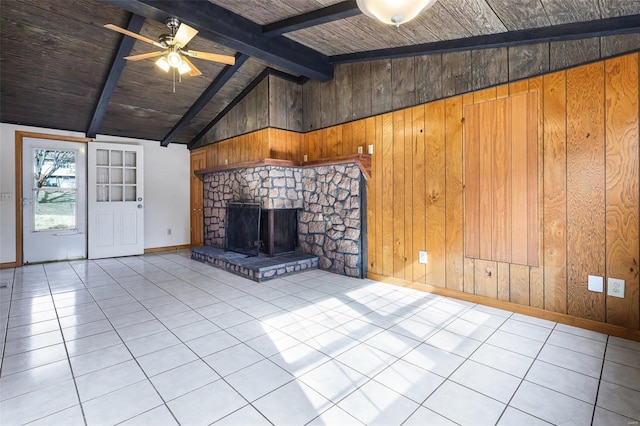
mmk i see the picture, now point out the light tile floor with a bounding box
[1,251,639,425]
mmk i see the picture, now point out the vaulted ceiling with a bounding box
[1,0,639,146]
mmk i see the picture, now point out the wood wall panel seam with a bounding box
[528,76,545,310]
[392,110,406,280]
[566,61,607,322]
[542,70,568,314]
[445,96,465,293]
[604,53,640,329]
[413,105,427,285]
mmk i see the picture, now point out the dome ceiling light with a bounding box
[356,0,438,26]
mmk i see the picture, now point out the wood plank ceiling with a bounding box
[1,0,639,145]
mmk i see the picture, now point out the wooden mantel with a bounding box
[194,154,372,181]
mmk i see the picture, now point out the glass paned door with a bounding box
[88,142,144,259]
[22,138,87,264]
[32,149,78,231]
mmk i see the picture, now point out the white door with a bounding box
[88,142,144,259]
[22,138,87,263]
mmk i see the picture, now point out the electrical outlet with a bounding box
[608,278,625,298]
[419,251,428,264]
[357,146,363,154]
[167,228,172,235]
[368,144,374,155]
[1,193,12,201]
[303,154,308,162]
[588,275,603,293]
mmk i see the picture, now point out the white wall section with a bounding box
[0,123,190,264]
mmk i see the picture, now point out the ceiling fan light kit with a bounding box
[155,56,171,72]
[177,60,192,75]
[356,0,437,26]
[104,17,235,80]
[166,50,183,67]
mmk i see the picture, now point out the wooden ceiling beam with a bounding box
[161,53,249,147]
[86,13,145,138]
[102,0,334,81]
[262,1,361,36]
[330,14,640,63]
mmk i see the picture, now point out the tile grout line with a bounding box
[493,314,556,425]
[0,267,17,378]
[591,334,609,424]
[43,263,89,426]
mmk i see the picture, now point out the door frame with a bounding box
[14,131,92,267]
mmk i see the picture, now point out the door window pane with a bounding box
[97,185,109,202]
[125,151,136,167]
[125,186,136,201]
[32,148,78,231]
[111,168,123,184]
[96,149,109,166]
[34,189,76,231]
[111,186,123,202]
[97,167,109,184]
[124,168,136,184]
[33,149,76,189]
[111,150,123,167]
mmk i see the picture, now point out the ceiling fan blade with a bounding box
[174,23,198,48]
[124,51,166,61]
[104,24,164,48]
[182,50,236,66]
[181,56,202,77]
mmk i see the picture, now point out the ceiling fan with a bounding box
[104,17,236,77]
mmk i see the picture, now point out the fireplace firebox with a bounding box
[261,209,298,256]
[226,203,298,257]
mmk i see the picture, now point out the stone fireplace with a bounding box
[195,156,369,279]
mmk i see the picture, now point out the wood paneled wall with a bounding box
[303,36,640,131]
[302,53,639,330]
[194,36,640,149]
[193,128,303,168]
[201,78,269,146]
[199,75,303,147]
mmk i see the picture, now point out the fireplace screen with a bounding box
[226,202,261,256]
